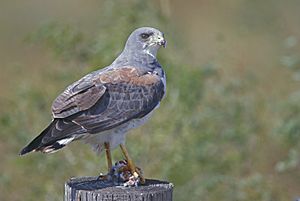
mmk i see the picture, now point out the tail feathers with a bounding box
[19,119,77,155]
[19,120,55,155]
[38,136,75,154]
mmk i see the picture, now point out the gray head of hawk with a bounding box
[124,27,166,58]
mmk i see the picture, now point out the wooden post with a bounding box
[65,177,173,201]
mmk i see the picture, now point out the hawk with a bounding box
[20,27,167,183]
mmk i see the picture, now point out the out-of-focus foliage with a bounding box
[1,0,300,201]
[26,22,85,60]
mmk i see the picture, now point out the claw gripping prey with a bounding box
[98,143,145,186]
[98,160,144,187]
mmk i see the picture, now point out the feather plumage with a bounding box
[20,27,166,155]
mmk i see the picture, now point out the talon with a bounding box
[133,172,139,178]
[135,167,145,184]
[97,173,108,180]
[119,144,146,185]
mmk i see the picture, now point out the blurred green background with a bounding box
[1,0,300,200]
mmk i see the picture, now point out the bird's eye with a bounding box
[141,33,150,39]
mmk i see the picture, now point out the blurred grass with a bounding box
[1,0,300,200]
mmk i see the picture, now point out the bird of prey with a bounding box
[20,27,167,183]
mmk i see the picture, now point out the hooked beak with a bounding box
[158,39,167,48]
[156,34,167,48]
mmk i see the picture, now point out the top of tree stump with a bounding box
[65,176,173,201]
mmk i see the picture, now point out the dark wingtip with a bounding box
[19,120,58,156]
[19,146,33,156]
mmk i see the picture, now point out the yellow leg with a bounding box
[120,143,145,184]
[104,142,112,172]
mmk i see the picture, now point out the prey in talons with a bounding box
[97,142,145,187]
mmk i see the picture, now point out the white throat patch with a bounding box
[143,43,159,58]
[145,49,155,58]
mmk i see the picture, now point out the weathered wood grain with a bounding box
[65,177,173,201]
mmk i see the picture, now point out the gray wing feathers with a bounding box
[73,81,164,133]
[52,73,106,118]
[19,66,165,154]
[51,66,164,136]
[41,119,85,144]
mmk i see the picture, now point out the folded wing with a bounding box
[20,66,165,154]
